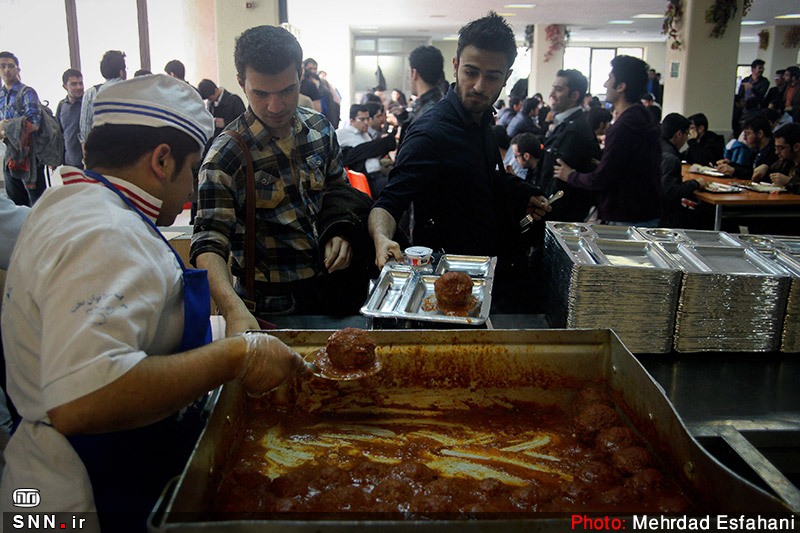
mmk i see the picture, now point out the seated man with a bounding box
[768,123,800,193]
[659,113,705,228]
[507,96,542,138]
[685,113,725,165]
[336,104,396,198]
[716,115,776,181]
[510,132,541,183]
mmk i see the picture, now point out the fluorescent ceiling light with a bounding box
[443,35,459,41]
[608,20,634,25]
[504,3,536,7]
[632,13,663,19]
[741,20,765,25]
[496,12,517,17]
[775,14,800,19]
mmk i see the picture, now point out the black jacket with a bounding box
[686,131,725,166]
[534,108,597,222]
[659,138,701,228]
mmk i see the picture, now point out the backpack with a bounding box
[14,84,65,167]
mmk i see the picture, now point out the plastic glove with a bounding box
[238,333,303,395]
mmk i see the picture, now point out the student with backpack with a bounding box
[0,51,51,206]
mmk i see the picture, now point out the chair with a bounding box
[345,168,372,199]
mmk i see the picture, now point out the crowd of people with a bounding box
[0,10,799,532]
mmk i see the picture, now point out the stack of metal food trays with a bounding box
[543,222,682,353]
[360,255,496,327]
[544,222,799,353]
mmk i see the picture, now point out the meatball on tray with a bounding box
[361,255,496,325]
[153,330,790,530]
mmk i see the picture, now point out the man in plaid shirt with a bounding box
[191,26,372,332]
[0,51,45,206]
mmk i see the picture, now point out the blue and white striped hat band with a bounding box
[92,74,213,149]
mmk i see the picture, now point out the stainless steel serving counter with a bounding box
[258,314,800,512]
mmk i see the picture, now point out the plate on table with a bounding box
[689,164,726,178]
[740,182,785,193]
[704,182,742,194]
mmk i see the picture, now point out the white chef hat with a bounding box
[92,74,214,149]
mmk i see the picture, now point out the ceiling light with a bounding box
[503,3,536,7]
[741,20,765,25]
[775,14,800,19]
[632,13,663,19]
[443,35,459,41]
[608,20,634,25]
[496,12,517,17]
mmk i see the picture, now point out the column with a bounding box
[762,26,800,79]
[530,24,566,97]
[214,0,280,95]
[663,0,743,137]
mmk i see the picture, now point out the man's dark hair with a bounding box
[409,45,444,86]
[0,51,19,67]
[164,59,186,80]
[134,69,152,77]
[776,69,786,77]
[751,59,765,69]
[610,55,648,104]
[508,95,522,108]
[100,50,126,80]
[742,115,772,138]
[457,12,517,70]
[361,92,382,104]
[688,113,709,131]
[197,79,217,100]
[349,104,368,120]
[661,113,690,140]
[763,108,781,125]
[774,123,800,147]
[587,107,612,132]
[511,132,541,158]
[522,96,539,115]
[786,66,800,80]
[365,102,383,119]
[492,125,510,150]
[62,68,82,85]
[303,58,318,69]
[556,69,589,102]
[84,125,198,171]
[234,25,303,82]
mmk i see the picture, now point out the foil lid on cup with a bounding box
[404,246,433,267]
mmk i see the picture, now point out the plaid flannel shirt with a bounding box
[1,81,41,127]
[191,107,348,284]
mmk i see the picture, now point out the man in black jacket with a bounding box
[534,69,597,222]
[685,113,725,165]
[716,115,776,181]
[197,79,246,142]
[659,113,705,228]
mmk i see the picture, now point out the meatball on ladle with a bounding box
[302,328,382,381]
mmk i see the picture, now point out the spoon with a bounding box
[300,349,383,381]
[520,190,564,233]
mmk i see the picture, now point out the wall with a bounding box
[432,40,458,84]
[214,0,280,101]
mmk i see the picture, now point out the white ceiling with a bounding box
[291,0,800,43]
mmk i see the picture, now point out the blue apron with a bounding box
[67,171,212,532]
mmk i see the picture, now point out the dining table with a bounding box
[681,164,800,231]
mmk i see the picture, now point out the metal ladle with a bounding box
[520,190,564,233]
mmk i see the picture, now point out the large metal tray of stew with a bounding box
[150,330,790,531]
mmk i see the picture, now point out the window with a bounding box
[563,46,644,100]
[0,0,70,107]
[76,0,141,86]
